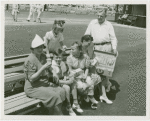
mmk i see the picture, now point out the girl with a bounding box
[67,42,100,109]
[43,20,67,53]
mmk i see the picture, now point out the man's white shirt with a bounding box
[85,19,117,50]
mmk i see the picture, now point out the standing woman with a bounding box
[81,35,113,104]
[43,20,67,53]
[24,34,66,115]
[12,4,20,22]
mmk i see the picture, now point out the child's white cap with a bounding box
[31,34,45,48]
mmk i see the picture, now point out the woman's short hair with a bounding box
[81,35,93,43]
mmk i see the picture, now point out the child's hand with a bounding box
[67,77,74,84]
[42,62,51,70]
[82,74,87,80]
[62,45,67,51]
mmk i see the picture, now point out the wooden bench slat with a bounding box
[5,73,21,78]
[5,97,37,110]
[5,99,41,114]
[5,66,23,74]
[5,73,25,83]
[5,95,27,104]
[5,58,26,66]
[5,54,29,60]
[5,92,25,101]
[17,106,40,115]
[5,74,25,92]
[4,54,42,115]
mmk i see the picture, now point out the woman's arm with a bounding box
[30,63,50,83]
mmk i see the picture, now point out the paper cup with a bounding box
[46,58,51,64]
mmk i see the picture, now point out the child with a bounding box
[67,42,100,109]
[43,20,67,53]
[50,49,83,115]
[12,4,20,22]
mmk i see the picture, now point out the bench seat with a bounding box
[4,54,44,115]
[5,92,42,115]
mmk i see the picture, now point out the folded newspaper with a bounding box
[94,50,118,77]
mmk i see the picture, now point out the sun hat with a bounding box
[31,34,45,48]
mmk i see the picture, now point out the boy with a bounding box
[50,49,84,115]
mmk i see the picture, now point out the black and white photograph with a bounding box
[1,1,148,120]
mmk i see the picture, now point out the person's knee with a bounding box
[71,81,77,89]
[52,93,60,100]
[63,85,70,92]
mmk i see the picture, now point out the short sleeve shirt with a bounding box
[67,54,90,70]
[24,53,51,89]
[44,31,64,52]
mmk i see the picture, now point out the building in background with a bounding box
[115,4,146,28]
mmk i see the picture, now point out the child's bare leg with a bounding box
[71,82,79,105]
[88,86,97,101]
[63,84,76,115]
[62,85,71,108]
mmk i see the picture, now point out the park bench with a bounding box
[117,14,129,24]
[123,15,138,26]
[4,48,71,115]
[4,54,42,115]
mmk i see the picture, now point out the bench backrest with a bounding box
[132,16,137,21]
[5,54,29,74]
[5,54,29,97]
[4,51,71,97]
[127,15,133,20]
